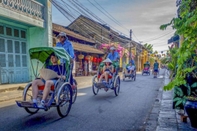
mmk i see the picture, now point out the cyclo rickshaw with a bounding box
[92,61,120,96]
[142,63,150,75]
[16,47,77,117]
[122,64,136,81]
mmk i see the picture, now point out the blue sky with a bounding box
[52,0,177,53]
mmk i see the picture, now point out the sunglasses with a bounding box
[59,36,65,38]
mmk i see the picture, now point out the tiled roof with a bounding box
[53,23,95,43]
[72,42,104,54]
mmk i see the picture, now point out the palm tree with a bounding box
[144,43,153,53]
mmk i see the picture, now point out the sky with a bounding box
[52,0,177,53]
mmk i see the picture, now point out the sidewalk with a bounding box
[0,71,141,102]
[0,76,93,102]
[145,70,195,131]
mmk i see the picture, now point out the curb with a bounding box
[0,86,24,93]
[143,69,168,131]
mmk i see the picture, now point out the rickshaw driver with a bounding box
[107,46,120,73]
[56,32,75,86]
[107,46,119,62]
[32,53,66,107]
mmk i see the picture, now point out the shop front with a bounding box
[72,42,104,76]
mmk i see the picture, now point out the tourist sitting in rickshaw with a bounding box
[144,61,150,70]
[32,52,65,108]
[98,58,114,84]
[126,62,135,75]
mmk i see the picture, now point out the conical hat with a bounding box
[103,58,112,63]
[39,68,58,81]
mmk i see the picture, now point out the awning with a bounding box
[72,42,104,54]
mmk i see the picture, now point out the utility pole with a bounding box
[130,29,132,61]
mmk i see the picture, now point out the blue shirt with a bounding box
[47,65,65,76]
[107,51,119,61]
[130,60,135,65]
[56,40,75,59]
[154,62,159,69]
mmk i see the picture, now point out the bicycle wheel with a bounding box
[57,83,72,117]
[72,79,77,104]
[114,76,120,96]
[92,75,99,95]
[23,83,39,114]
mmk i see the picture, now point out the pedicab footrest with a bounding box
[96,82,107,89]
[16,101,37,108]
[125,74,133,77]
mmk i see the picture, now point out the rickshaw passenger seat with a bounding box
[38,85,55,91]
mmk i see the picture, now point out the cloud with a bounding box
[52,0,177,51]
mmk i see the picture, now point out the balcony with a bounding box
[0,0,44,28]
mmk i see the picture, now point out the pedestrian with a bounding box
[56,32,75,85]
[153,60,159,78]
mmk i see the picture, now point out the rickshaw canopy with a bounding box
[29,47,71,63]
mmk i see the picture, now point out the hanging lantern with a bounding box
[78,54,84,59]
[85,55,91,61]
[90,56,93,61]
[96,58,100,63]
[100,58,102,62]
[93,57,97,63]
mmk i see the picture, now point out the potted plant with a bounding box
[185,95,197,128]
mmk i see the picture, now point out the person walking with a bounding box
[153,60,159,78]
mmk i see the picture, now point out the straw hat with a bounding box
[39,68,58,81]
[110,46,116,50]
[57,32,67,38]
[103,58,112,63]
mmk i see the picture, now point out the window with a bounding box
[14,29,19,37]
[22,55,27,67]
[0,54,6,67]
[15,41,20,53]
[7,40,13,53]
[6,27,12,36]
[21,42,26,54]
[15,55,21,67]
[21,30,26,38]
[8,54,14,67]
[0,38,5,52]
[0,25,4,34]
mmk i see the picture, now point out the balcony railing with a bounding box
[0,0,44,20]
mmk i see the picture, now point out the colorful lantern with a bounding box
[85,55,91,61]
[93,57,97,63]
[78,54,84,59]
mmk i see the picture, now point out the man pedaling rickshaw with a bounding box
[32,53,65,108]
[97,46,119,91]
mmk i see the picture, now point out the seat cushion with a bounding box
[98,74,113,79]
[38,85,55,91]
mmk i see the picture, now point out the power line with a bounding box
[73,0,131,38]
[90,0,129,32]
[143,31,175,43]
[142,31,174,42]
[60,1,134,41]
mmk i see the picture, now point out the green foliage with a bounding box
[144,43,153,53]
[160,0,197,90]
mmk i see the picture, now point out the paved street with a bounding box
[0,73,164,131]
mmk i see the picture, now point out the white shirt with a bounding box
[127,65,135,71]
